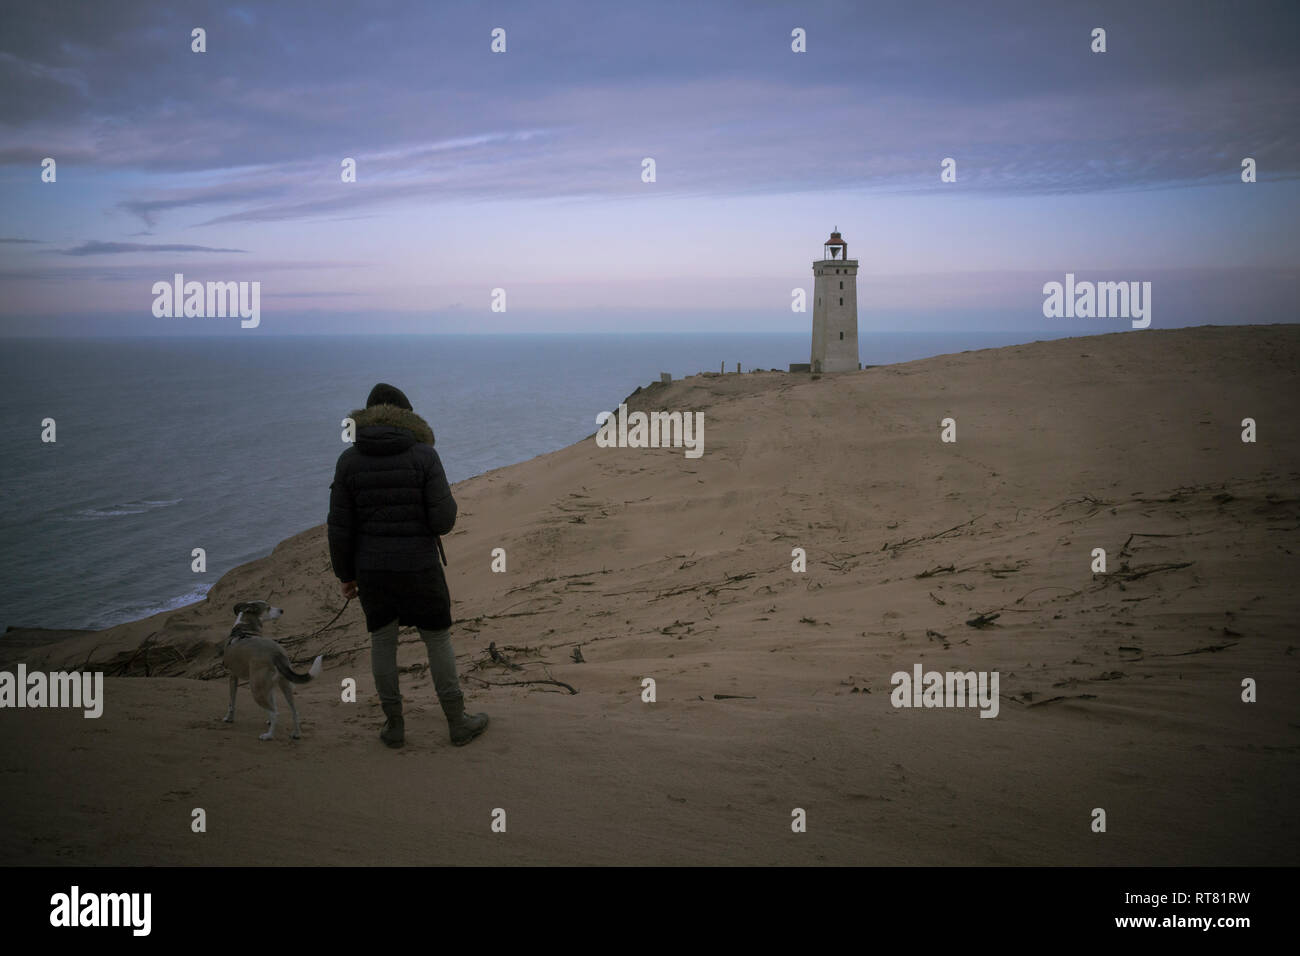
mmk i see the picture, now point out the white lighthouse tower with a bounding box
[810,228,859,373]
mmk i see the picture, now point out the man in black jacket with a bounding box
[327,382,488,748]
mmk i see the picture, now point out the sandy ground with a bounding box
[2,324,1298,865]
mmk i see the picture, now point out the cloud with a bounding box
[262,290,363,298]
[118,184,287,228]
[174,74,1300,228]
[0,0,1295,200]
[61,240,249,256]
[0,259,361,282]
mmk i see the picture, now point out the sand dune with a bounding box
[3,325,1298,865]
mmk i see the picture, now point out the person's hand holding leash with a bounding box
[340,580,357,599]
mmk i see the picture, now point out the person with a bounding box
[327,382,488,748]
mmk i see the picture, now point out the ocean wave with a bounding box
[60,498,183,521]
[84,584,213,630]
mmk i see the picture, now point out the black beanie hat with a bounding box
[366,382,413,410]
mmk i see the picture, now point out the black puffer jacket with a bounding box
[327,404,457,582]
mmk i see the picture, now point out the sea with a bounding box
[0,331,1074,633]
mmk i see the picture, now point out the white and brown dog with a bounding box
[221,600,322,740]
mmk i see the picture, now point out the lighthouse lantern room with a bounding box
[810,227,860,373]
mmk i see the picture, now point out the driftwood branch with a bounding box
[1119,532,1181,557]
[1027,693,1098,708]
[464,675,578,695]
[915,565,955,579]
[1115,561,1194,581]
[488,641,524,670]
[1013,586,1080,605]
[883,515,984,553]
[1150,642,1238,658]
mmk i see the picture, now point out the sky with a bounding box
[0,0,1296,335]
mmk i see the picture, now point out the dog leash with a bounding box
[299,539,445,661]
[309,597,352,640]
[292,596,354,668]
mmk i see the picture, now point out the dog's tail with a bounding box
[274,653,323,684]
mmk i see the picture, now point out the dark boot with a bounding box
[379,701,404,748]
[440,692,488,746]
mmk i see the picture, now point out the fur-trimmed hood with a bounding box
[348,403,435,450]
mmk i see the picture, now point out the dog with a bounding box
[220,600,322,740]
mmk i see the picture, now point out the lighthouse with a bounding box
[810,228,859,373]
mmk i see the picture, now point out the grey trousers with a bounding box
[370,619,461,709]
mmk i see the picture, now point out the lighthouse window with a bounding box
[839,281,843,289]
[839,332,844,340]
[839,297,843,306]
